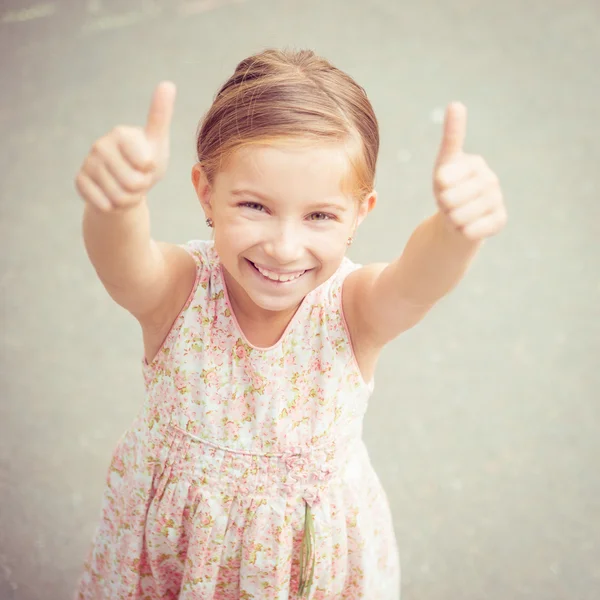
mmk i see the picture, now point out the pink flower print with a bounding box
[303,487,321,507]
[310,357,323,373]
[216,334,229,352]
[158,517,177,538]
[284,454,308,490]
[93,551,107,575]
[284,454,307,473]
[199,513,215,528]
[110,453,126,478]
[199,269,210,287]
[264,380,277,397]
[223,419,239,440]
[173,369,189,394]
[251,372,266,394]
[318,464,333,481]
[202,368,218,386]
[78,249,402,598]
[234,341,248,360]
[244,542,264,565]
[297,380,312,400]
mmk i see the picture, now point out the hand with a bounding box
[75,81,176,212]
[433,103,507,240]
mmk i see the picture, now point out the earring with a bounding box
[206,218,214,228]
[347,236,353,246]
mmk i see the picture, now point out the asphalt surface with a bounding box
[1,1,599,598]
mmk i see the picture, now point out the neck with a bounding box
[222,268,301,347]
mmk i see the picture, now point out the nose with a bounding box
[263,219,304,265]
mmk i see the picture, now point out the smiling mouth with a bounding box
[247,260,308,283]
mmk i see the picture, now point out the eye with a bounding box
[239,201,265,212]
[308,212,335,221]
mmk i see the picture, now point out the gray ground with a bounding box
[1,0,599,598]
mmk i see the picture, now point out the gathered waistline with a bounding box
[129,416,363,507]
[170,424,351,458]
[128,416,364,599]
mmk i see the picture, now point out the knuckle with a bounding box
[439,190,453,206]
[91,139,102,156]
[121,172,147,193]
[82,155,100,179]
[462,226,479,241]
[451,212,466,227]
[92,136,111,158]
[470,155,486,171]
[434,173,448,190]
[111,126,135,149]
[94,199,112,213]
[111,125,128,139]
[112,191,130,206]
[74,172,86,194]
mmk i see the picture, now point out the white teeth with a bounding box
[254,264,305,282]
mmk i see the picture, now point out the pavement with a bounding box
[1,0,599,598]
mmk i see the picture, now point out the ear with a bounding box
[191,163,213,218]
[356,190,377,226]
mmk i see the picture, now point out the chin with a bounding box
[246,290,307,314]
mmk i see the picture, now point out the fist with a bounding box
[75,82,176,212]
[433,103,507,240]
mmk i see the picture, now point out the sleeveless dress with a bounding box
[76,240,400,599]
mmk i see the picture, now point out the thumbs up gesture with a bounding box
[76,82,176,212]
[433,103,507,240]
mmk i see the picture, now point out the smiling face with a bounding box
[193,143,374,319]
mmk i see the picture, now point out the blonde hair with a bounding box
[196,49,379,200]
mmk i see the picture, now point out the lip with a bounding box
[245,259,312,285]
[250,261,309,276]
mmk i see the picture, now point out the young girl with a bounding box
[75,49,506,599]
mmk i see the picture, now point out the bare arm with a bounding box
[82,201,194,324]
[345,211,482,347]
[345,103,507,351]
[76,82,195,328]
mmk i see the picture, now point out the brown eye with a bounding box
[240,202,265,211]
[309,212,334,221]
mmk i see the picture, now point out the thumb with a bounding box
[145,81,177,142]
[436,102,467,165]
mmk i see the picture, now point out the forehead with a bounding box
[216,143,355,201]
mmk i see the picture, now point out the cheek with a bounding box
[215,217,255,244]
[308,227,351,259]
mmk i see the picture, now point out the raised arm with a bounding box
[345,103,507,350]
[76,83,195,332]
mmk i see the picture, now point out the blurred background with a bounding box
[1,0,599,598]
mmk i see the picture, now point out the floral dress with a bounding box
[76,240,400,599]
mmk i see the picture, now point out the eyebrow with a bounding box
[230,189,349,212]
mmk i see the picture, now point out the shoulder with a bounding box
[154,239,217,309]
[139,240,214,363]
[322,256,363,302]
[341,261,389,383]
[179,239,217,268]
[342,261,389,343]
[307,257,386,385]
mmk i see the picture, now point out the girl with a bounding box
[75,49,506,599]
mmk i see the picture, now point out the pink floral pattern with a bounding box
[76,240,400,599]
